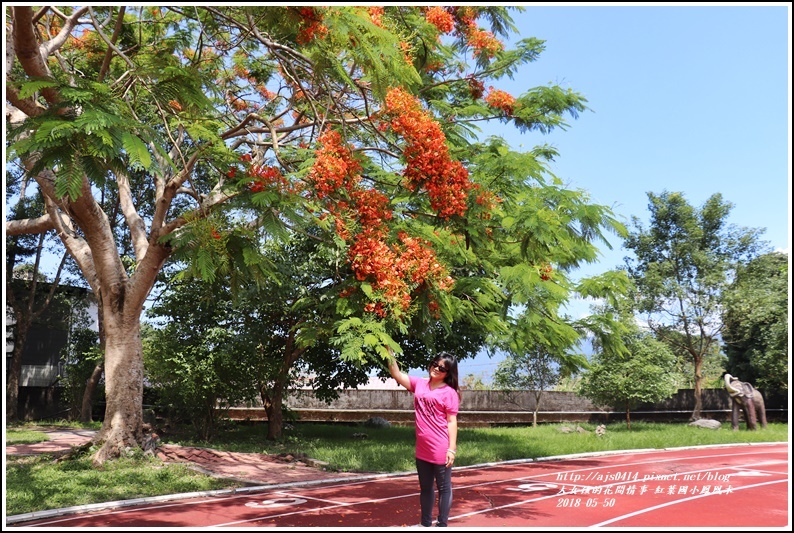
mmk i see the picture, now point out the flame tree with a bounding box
[6,6,626,463]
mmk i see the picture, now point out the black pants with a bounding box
[416,457,453,527]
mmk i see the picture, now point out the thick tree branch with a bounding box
[149,152,201,243]
[5,214,55,236]
[40,6,91,57]
[37,170,123,296]
[41,194,99,294]
[115,169,149,261]
[95,6,128,82]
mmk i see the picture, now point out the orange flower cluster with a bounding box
[347,229,451,316]
[351,189,392,229]
[368,6,384,28]
[232,63,250,79]
[424,61,444,74]
[256,85,277,101]
[485,87,517,115]
[396,232,452,290]
[475,189,502,213]
[229,94,250,112]
[229,54,277,104]
[451,6,478,29]
[468,76,485,100]
[302,126,455,318]
[447,7,504,60]
[247,165,293,194]
[69,29,104,65]
[382,87,473,219]
[296,7,328,44]
[70,29,91,49]
[398,41,412,65]
[467,28,504,59]
[306,130,362,198]
[348,229,395,284]
[425,6,455,34]
[47,17,63,37]
[540,263,553,281]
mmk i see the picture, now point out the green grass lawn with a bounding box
[5,419,789,516]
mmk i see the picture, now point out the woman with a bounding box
[388,349,460,527]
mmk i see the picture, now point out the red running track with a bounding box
[7,442,790,529]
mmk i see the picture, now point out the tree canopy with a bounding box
[6,6,627,462]
[623,191,769,420]
[579,330,679,429]
[722,251,788,399]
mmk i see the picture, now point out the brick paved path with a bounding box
[6,427,359,486]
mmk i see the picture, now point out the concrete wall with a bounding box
[280,388,734,412]
[227,388,787,426]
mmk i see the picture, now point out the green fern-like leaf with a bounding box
[18,78,60,99]
[80,155,109,188]
[55,153,85,201]
[121,132,152,170]
[194,247,217,284]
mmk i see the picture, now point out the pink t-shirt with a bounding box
[409,375,460,464]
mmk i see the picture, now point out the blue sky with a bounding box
[460,3,791,382]
[7,4,789,384]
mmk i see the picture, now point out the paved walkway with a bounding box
[5,426,361,486]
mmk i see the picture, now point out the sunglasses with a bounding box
[431,362,449,373]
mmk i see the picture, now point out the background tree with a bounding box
[5,241,70,421]
[623,191,768,420]
[722,251,788,401]
[6,6,625,462]
[146,233,378,440]
[578,328,679,429]
[670,340,726,390]
[492,344,568,428]
[59,327,103,421]
[144,329,255,441]
[5,163,74,421]
[460,372,490,390]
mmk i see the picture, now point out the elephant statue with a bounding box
[723,374,768,431]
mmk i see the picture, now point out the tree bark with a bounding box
[691,354,704,420]
[532,390,542,428]
[263,387,285,441]
[261,329,305,440]
[91,319,145,465]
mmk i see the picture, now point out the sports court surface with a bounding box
[7,442,790,528]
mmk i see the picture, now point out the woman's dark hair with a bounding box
[430,352,460,398]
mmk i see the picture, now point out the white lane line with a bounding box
[213,490,421,526]
[591,479,789,527]
[14,444,787,528]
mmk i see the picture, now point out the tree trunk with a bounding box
[532,391,542,428]
[626,405,631,430]
[261,331,305,440]
[91,319,145,466]
[691,355,704,420]
[79,362,105,423]
[5,317,29,422]
[263,387,284,441]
